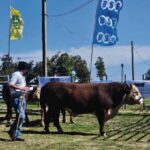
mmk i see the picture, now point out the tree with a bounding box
[0,54,17,76]
[48,53,74,76]
[47,53,59,76]
[26,61,43,84]
[57,53,74,76]
[145,69,150,80]
[95,57,106,81]
[72,55,90,83]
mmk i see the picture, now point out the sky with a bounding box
[0,0,150,81]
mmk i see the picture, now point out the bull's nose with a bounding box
[139,98,144,105]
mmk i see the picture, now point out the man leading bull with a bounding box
[8,61,32,141]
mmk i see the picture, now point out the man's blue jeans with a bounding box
[9,95,26,139]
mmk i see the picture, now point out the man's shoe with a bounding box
[8,131,16,141]
[15,138,25,141]
[8,130,11,137]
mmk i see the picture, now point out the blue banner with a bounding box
[93,0,123,46]
[38,76,72,87]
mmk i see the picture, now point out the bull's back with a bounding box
[41,82,108,113]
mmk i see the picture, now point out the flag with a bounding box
[10,7,24,40]
[93,0,123,46]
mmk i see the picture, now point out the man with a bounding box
[8,61,32,141]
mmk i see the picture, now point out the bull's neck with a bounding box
[105,94,126,122]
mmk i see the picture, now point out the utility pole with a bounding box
[89,43,94,83]
[8,0,12,59]
[42,0,47,76]
[121,64,124,82]
[131,41,134,80]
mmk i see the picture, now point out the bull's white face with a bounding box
[126,84,144,105]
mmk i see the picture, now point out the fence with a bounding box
[126,80,150,98]
[0,75,9,100]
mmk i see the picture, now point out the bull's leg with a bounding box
[44,108,51,133]
[70,113,74,124]
[41,107,45,127]
[53,108,63,134]
[24,111,30,126]
[96,109,106,136]
[61,108,66,123]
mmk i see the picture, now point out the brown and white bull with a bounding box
[40,82,144,136]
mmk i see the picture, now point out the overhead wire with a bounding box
[48,0,96,17]
[134,49,150,68]
[47,0,96,44]
[50,19,90,44]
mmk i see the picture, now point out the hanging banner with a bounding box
[93,0,123,46]
[10,7,24,40]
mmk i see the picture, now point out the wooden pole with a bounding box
[89,43,94,83]
[8,0,12,58]
[121,64,124,82]
[131,41,134,80]
[42,0,47,76]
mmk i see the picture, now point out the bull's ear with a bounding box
[124,83,131,94]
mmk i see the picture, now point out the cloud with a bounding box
[1,45,150,81]
[68,45,150,67]
[2,45,150,67]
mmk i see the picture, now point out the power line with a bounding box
[48,0,96,17]
[134,49,150,67]
[51,19,90,44]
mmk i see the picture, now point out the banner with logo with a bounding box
[93,0,123,46]
[10,7,24,40]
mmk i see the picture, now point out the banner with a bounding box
[10,7,24,40]
[93,0,123,46]
[38,76,72,88]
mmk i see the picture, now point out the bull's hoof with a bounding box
[70,120,74,124]
[62,119,66,123]
[58,130,64,134]
[44,130,50,134]
[100,132,107,137]
[41,122,45,127]
[44,128,50,134]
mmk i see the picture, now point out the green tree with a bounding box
[95,57,106,81]
[0,54,17,76]
[57,53,74,76]
[47,53,59,76]
[26,61,43,84]
[48,53,74,76]
[72,55,90,83]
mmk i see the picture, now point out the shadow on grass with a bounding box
[23,119,41,127]
[103,115,150,142]
[0,117,7,122]
[22,130,97,136]
[0,138,12,142]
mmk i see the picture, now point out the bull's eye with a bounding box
[134,91,139,95]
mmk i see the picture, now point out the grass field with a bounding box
[0,99,150,150]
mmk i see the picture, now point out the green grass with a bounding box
[0,99,150,150]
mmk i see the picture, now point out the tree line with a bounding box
[0,53,106,83]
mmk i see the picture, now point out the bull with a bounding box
[40,82,144,136]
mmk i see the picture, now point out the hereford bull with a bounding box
[40,82,144,136]
[2,84,40,124]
